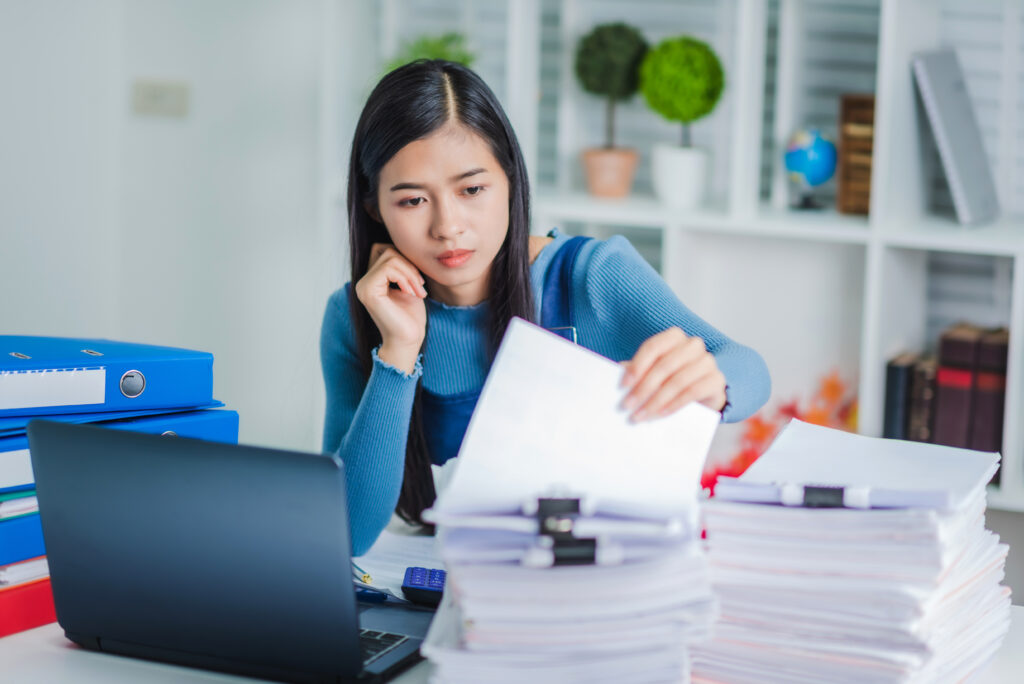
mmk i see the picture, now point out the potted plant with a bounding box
[383,32,474,75]
[639,36,724,208]
[574,23,648,198]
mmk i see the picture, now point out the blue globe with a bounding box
[784,128,837,188]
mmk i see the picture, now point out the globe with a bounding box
[784,128,837,189]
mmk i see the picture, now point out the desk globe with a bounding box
[784,128,837,209]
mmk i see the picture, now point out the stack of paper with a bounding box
[421,319,723,683]
[692,420,1011,684]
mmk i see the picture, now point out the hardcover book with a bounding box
[932,323,984,449]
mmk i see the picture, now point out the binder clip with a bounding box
[546,326,578,344]
[534,498,596,566]
[779,483,870,508]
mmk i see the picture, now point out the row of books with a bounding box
[883,323,1008,480]
[0,335,238,638]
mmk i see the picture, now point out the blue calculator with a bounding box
[401,566,445,607]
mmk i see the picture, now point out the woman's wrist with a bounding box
[377,341,422,376]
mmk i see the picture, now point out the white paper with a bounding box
[0,494,38,520]
[733,419,1000,511]
[353,529,442,600]
[433,318,721,519]
[0,557,48,586]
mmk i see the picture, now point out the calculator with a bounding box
[401,566,445,607]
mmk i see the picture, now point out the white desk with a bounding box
[2,607,1022,683]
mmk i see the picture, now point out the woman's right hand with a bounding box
[354,244,428,374]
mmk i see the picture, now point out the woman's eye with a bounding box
[400,197,425,207]
[465,185,484,196]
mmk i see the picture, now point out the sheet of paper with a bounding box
[736,419,1000,511]
[353,529,442,600]
[434,318,721,519]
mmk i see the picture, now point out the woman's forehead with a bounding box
[382,125,499,185]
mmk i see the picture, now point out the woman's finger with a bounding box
[632,355,716,420]
[369,249,427,296]
[620,329,682,388]
[621,336,704,411]
[658,368,727,418]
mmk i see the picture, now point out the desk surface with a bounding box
[2,606,1022,683]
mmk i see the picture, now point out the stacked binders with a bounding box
[0,336,239,638]
[693,419,1011,684]
[421,318,723,683]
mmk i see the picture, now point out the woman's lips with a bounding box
[438,250,474,268]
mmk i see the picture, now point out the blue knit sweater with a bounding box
[320,229,771,555]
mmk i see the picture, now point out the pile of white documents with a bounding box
[421,318,723,684]
[692,419,1011,684]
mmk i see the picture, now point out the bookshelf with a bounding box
[374,0,1024,511]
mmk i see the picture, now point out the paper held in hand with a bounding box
[430,317,722,520]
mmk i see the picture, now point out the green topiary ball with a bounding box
[383,33,475,76]
[640,36,724,125]
[574,23,648,101]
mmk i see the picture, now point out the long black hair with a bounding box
[346,60,535,525]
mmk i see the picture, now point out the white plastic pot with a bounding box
[651,143,709,209]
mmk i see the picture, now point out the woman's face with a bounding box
[376,123,511,307]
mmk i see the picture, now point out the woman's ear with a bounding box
[363,199,383,224]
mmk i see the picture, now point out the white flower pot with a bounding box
[651,143,709,209]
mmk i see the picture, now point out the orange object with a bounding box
[0,577,57,638]
[705,371,859,495]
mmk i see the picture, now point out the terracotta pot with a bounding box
[581,147,639,198]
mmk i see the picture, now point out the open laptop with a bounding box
[26,420,432,683]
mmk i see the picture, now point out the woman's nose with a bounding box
[430,198,464,241]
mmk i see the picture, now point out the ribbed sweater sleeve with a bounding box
[319,286,421,556]
[574,236,771,423]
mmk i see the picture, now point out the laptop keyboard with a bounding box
[360,628,409,664]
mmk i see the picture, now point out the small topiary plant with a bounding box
[383,32,474,75]
[639,36,724,147]
[574,23,648,149]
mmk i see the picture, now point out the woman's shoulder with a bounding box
[324,284,353,321]
[320,284,359,361]
[573,233,651,280]
[529,235,555,264]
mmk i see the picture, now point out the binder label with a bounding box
[0,449,33,491]
[0,367,106,411]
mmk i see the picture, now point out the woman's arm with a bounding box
[320,286,421,556]
[575,236,771,423]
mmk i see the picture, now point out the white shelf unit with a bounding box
[374,0,1024,510]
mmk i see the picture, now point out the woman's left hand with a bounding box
[619,328,727,422]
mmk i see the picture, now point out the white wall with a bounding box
[0,0,121,336]
[1,0,377,452]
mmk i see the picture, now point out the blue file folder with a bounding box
[1,409,240,493]
[0,336,214,417]
[0,401,225,438]
[0,513,44,567]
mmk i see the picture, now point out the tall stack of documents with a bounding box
[421,319,722,683]
[692,419,1011,684]
[0,336,239,637]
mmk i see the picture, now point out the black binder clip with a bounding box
[802,485,845,508]
[536,498,596,566]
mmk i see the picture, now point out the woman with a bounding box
[321,60,770,556]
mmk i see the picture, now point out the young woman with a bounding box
[321,60,770,556]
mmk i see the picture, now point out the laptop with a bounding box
[26,420,432,683]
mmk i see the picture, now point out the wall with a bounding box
[1,0,377,452]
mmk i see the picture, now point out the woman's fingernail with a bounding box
[622,396,638,412]
[631,410,646,423]
[620,372,634,388]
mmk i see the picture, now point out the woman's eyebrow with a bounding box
[389,167,488,192]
